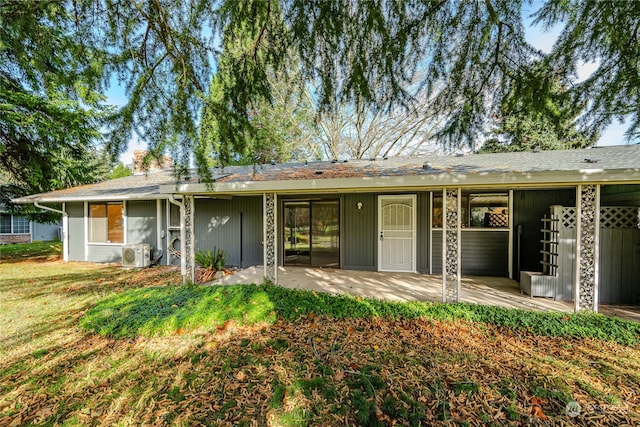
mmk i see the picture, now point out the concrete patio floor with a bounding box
[212,266,573,313]
[212,266,640,321]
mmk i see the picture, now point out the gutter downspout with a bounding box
[34,201,68,262]
[168,195,187,283]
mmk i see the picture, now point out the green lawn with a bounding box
[0,240,62,261]
[1,243,639,425]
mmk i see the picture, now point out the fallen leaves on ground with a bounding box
[1,314,639,426]
[1,259,639,426]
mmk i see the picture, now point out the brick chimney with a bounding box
[133,150,173,174]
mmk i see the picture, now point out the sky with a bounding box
[104,83,146,166]
[522,5,634,148]
[108,7,637,165]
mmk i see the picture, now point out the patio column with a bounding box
[442,188,461,303]
[264,192,278,283]
[574,184,600,312]
[183,195,195,283]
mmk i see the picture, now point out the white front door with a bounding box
[378,195,416,272]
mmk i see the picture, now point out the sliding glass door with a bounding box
[284,202,311,265]
[310,201,339,267]
[283,200,339,268]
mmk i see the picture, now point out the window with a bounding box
[89,202,124,243]
[431,195,470,228]
[0,214,30,234]
[169,203,180,228]
[0,214,11,234]
[468,194,509,228]
[432,193,508,229]
[12,216,29,233]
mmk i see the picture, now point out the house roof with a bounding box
[12,171,184,203]
[170,144,640,195]
[215,144,639,181]
[13,144,640,203]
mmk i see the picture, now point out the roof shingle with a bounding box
[13,144,640,203]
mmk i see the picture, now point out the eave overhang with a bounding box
[12,193,172,204]
[160,168,640,196]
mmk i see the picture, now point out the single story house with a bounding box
[0,209,60,244]
[14,145,640,312]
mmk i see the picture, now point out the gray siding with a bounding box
[127,199,168,264]
[238,197,263,267]
[160,200,168,265]
[431,230,509,276]
[66,202,85,261]
[32,222,60,241]
[555,222,640,304]
[126,200,158,251]
[432,230,442,274]
[342,192,429,272]
[342,193,376,271]
[87,245,121,263]
[600,229,640,304]
[601,184,640,206]
[512,189,575,278]
[195,197,262,268]
[416,192,430,273]
[599,228,640,304]
[461,231,509,276]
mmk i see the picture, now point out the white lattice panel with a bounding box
[559,206,639,230]
[600,207,639,229]
[561,208,577,229]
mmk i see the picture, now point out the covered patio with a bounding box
[212,266,640,321]
[212,266,572,313]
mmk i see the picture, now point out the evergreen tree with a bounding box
[480,61,597,153]
[1,0,110,205]
[108,162,133,179]
[536,0,640,141]
[2,0,638,185]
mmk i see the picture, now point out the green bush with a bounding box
[194,247,226,271]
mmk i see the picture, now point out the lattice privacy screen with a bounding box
[484,211,508,228]
[560,207,639,229]
[600,207,639,229]
[561,208,577,229]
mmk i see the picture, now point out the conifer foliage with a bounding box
[2,1,638,183]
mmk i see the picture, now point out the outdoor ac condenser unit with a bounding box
[122,243,151,268]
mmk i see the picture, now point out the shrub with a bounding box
[195,247,226,271]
